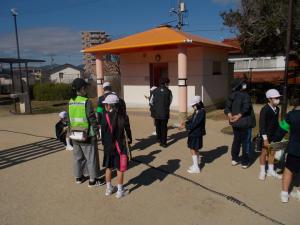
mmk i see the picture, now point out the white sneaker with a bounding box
[105,186,117,196]
[267,170,282,179]
[152,131,157,135]
[231,160,239,166]
[280,192,289,203]
[187,166,200,174]
[116,189,129,199]
[258,172,266,180]
[290,190,300,201]
[66,145,73,151]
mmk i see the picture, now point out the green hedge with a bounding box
[33,83,71,101]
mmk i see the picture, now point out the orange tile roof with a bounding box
[83,26,238,54]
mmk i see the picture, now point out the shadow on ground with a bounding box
[125,159,181,193]
[132,129,187,151]
[0,138,64,170]
[199,146,228,170]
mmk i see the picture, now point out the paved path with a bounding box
[0,110,299,225]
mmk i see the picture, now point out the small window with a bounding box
[213,61,221,75]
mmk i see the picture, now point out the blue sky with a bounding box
[0,0,239,66]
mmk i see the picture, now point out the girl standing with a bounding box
[180,96,206,174]
[101,94,132,198]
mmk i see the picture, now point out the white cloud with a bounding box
[0,27,82,56]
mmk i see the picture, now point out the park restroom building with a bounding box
[83,26,237,118]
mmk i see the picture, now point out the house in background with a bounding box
[83,26,237,118]
[47,64,84,84]
[222,38,288,83]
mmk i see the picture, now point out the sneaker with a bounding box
[88,178,106,187]
[258,172,266,181]
[116,189,129,199]
[187,166,200,174]
[280,192,289,203]
[241,164,249,169]
[66,145,73,151]
[160,143,168,148]
[267,170,282,179]
[231,160,239,166]
[152,131,157,135]
[290,190,300,201]
[75,176,87,184]
[105,186,117,196]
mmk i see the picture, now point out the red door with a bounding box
[150,63,168,87]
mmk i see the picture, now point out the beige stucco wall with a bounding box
[120,46,231,110]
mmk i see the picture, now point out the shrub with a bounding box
[33,83,71,101]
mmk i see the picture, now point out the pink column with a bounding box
[95,54,104,97]
[178,46,187,121]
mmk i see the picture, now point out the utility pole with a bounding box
[11,8,23,93]
[281,0,293,119]
[170,0,188,30]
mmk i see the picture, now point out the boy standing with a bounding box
[258,89,282,180]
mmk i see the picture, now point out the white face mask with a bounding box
[242,84,247,90]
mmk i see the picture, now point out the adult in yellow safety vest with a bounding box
[68,78,105,187]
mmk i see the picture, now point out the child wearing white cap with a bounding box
[101,94,132,198]
[180,96,206,174]
[258,89,282,180]
[55,111,73,151]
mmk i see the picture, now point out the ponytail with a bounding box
[70,87,77,100]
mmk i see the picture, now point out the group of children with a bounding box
[55,78,299,202]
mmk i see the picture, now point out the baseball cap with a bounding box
[59,111,67,119]
[102,94,119,104]
[103,82,111,88]
[266,89,281,99]
[190,96,201,106]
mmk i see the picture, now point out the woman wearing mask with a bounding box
[258,89,282,180]
[101,94,132,199]
[68,78,104,187]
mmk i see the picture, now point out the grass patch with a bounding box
[31,100,68,114]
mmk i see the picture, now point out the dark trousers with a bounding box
[232,127,250,165]
[155,119,168,145]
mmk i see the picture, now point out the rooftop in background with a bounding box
[83,26,239,54]
[0,58,45,64]
[222,38,241,54]
[46,63,84,74]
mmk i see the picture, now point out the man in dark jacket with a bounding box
[224,79,256,168]
[150,77,173,148]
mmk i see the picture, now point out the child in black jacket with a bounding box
[55,111,73,151]
[258,89,282,180]
[180,96,206,174]
[101,94,132,199]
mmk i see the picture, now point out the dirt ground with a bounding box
[0,107,299,225]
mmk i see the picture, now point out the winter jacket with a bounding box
[101,111,132,156]
[224,91,256,129]
[259,104,280,142]
[150,86,173,120]
[186,109,206,138]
